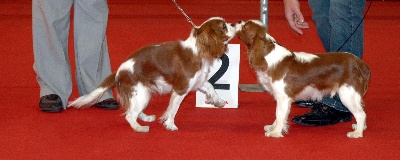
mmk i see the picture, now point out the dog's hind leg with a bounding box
[125,83,151,132]
[338,85,366,138]
[265,94,292,138]
[160,92,187,131]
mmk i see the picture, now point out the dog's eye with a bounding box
[222,23,227,29]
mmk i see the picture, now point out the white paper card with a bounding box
[196,44,240,108]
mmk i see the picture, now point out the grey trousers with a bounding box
[33,0,113,108]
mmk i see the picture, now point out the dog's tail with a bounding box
[68,73,117,109]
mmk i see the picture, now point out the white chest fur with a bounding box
[188,60,211,92]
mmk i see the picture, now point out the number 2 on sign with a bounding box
[208,54,230,90]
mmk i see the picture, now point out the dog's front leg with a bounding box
[198,82,225,107]
[160,92,187,131]
[265,94,292,138]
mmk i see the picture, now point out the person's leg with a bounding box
[308,0,330,52]
[293,0,330,108]
[73,0,114,101]
[321,0,366,112]
[329,0,365,57]
[309,0,365,56]
[33,0,74,109]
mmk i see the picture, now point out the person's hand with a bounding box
[283,0,309,34]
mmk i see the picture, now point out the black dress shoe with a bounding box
[292,102,352,126]
[39,94,63,113]
[294,100,315,108]
[94,98,119,110]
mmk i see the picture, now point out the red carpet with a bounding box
[1,0,399,159]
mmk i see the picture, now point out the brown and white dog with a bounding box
[235,20,370,138]
[68,17,236,132]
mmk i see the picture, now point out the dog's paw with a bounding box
[264,125,274,131]
[265,130,283,138]
[347,131,363,138]
[211,98,226,108]
[133,126,150,133]
[163,121,178,131]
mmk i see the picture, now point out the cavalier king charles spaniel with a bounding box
[236,20,370,138]
[68,17,236,133]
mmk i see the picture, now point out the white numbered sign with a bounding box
[196,44,240,108]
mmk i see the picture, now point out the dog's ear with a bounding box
[256,26,268,41]
[196,28,227,62]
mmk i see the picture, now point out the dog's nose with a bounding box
[230,23,235,27]
[237,20,243,24]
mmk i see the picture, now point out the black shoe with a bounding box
[292,103,352,126]
[294,100,315,108]
[39,94,63,113]
[94,98,119,110]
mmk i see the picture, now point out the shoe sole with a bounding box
[292,116,352,126]
[40,107,63,113]
[94,105,119,110]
